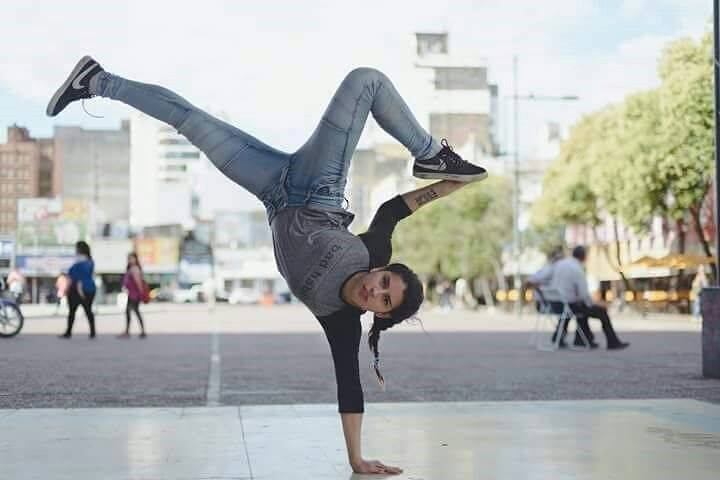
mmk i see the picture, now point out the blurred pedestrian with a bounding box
[54,272,69,316]
[202,277,216,312]
[7,268,25,305]
[691,267,708,318]
[437,280,454,311]
[59,241,96,339]
[118,252,147,338]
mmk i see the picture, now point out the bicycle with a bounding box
[0,294,24,338]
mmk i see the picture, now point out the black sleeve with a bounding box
[316,308,364,414]
[358,195,412,268]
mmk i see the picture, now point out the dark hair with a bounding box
[368,263,424,386]
[127,251,143,272]
[572,245,586,261]
[75,241,92,258]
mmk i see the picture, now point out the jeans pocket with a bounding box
[310,174,345,200]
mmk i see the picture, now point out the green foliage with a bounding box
[533,32,714,254]
[657,35,714,217]
[392,176,513,279]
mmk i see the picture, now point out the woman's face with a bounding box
[128,255,137,265]
[355,268,406,317]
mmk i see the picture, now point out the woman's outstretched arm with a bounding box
[341,413,403,474]
[400,180,472,214]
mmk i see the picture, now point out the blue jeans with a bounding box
[93,68,438,223]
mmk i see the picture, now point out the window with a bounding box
[159,138,190,146]
[163,151,200,159]
[434,67,487,90]
[163,164,187,172]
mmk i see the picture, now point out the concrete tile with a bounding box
[1,400,718,479]
[0,407,250,480]
[240,399,720,479]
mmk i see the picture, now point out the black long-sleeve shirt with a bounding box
[315,195,412,413]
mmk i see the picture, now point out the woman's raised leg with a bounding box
[89,70,289,200]
[47,57,289,203]
[288,68,441,206]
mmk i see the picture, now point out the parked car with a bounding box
[151,287,174,303]
[172,285,202,303]
[228,288,261,305]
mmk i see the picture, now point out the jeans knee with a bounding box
[345,67,386,87]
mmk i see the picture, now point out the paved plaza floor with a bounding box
[1,399,718,479]
[2,305,719,478]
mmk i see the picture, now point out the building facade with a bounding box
[54,122,130,226]
[129,112,201,230]
[0,126,55,235]
[414,32,499,162]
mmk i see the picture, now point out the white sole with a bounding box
[413,171,488,182]
[46,55,93,117]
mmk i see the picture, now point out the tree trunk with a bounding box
[676,217,687,253]
[593,221,634,293]
[690,204,717,282]
[492,258,507,292]
[479,277,495,309]
[611,218,635,293]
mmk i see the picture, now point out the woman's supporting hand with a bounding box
[351,458,403,475]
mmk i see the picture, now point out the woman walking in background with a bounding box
[119,252,147,338]
[60,241,96,339]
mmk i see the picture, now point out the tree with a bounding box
[533,32,716,281]
[392,176,513,287]
[657,34,715,278]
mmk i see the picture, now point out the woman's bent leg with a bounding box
[82,293,96,337]
[124,301,132,334]
[289,68,439,205]
[90,72,289,201]
[64,291,80,336]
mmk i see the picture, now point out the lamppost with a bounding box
[701,0,720,378]
[510,55,579,311]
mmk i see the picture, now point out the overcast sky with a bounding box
[0,0,710,156]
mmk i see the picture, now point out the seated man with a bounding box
[551,246,630,350]
[525,247,594,348]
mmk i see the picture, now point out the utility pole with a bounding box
[512,55,521,312]
[509,56,578,313]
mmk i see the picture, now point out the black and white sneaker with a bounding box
[413,138,488,182]
[46,56,104,117]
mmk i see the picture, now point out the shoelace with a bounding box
[81,97,104,119]
[437,138,469,169]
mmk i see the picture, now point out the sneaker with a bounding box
[413,139,488,182]
[46,56,104,117]
[607,341,630,350]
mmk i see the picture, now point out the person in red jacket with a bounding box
[119,252,147,338]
